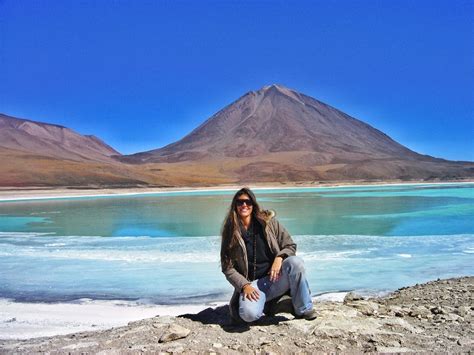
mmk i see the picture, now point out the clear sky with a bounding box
[1,0,473,161]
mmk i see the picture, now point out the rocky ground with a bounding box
[1,277,473,354]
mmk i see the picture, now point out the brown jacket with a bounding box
[221,210,297,321]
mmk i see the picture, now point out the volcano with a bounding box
[122,84,473,182]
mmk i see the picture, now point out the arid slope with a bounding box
[122,84,474,183]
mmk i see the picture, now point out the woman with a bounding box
[221,187,316,323]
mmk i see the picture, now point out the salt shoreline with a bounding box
[0,180,473,202]
[1,276,472,353]
[0,292,349,340]
[0,298,224,340]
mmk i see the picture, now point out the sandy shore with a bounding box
[0,180,473,201]
[1,277,472,353]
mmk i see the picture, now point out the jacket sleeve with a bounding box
[222,260,249,292]
[273,218,297,258]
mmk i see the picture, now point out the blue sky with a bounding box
[1,0,472,161]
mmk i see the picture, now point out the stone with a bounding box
[286,319,318,334]
[351,301,379,316]
[212,343,223,348]
[457,337,474,346]
[430,306,446,315]
[294,340,306,348]
[408,306,431,318]
[159,324,191,343]
[455,306,469,317]
[383,318,423,334]
[169,346,184,352]
[377,305,389,315]
[445,313,462,322]
[389,305,404,317]
[344,292,364,303]
[386,339,402,347]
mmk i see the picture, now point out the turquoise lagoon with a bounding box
[0,183,473,305]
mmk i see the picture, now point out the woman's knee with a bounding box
[239,294,265,323]
[239,305,263,323]
[284,256,305,272]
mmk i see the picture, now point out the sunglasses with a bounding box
[236,199,253,207]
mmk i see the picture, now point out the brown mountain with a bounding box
[0,114,167,187]
[0,113,120,163]
[2,85,473,187]
[122,84,474,182]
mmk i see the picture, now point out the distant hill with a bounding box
[0,114,163,187]
[121,84,474,182]
[0,114,119,163]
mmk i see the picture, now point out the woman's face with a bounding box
[236,193,253,219]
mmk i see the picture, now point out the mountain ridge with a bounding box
[119,84,472,183]
[1,85,473,187]
[0,113,120,162]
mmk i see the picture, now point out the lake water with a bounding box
[0,183,473,306]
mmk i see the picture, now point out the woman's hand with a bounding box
[269,256,283,282]
[242,283,260,301]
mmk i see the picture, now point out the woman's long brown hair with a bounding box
[220,187,265,270]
